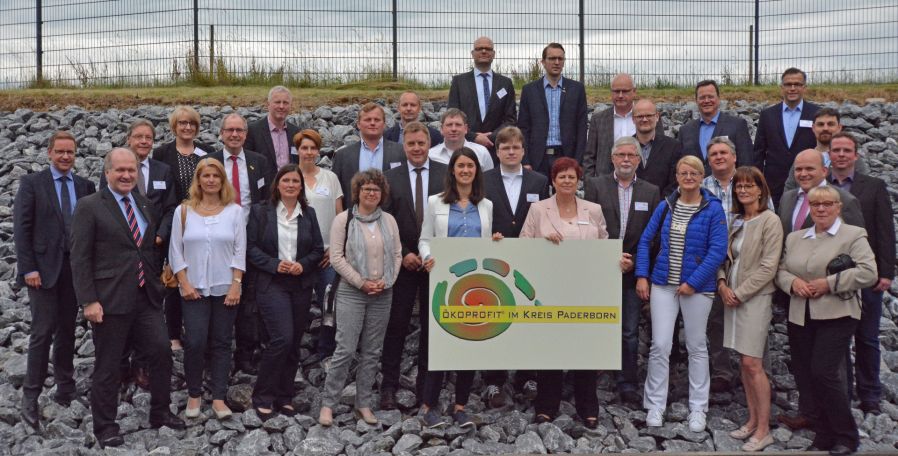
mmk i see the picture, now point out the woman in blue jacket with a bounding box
[635,155,728,433]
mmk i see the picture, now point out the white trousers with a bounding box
[643,284,713,412]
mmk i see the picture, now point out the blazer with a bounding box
[447,70,517,144]
[583,106,664,178]
[829,172,896,280]
[776,223,878,326]
[753,101,820,201]
[71,188,165,313]
[383,160,449,257]
[584,175,660,287]
[152,140,216,199]
[384,124,443,148]
[100,158,178,243]
[483,168,549,238]
[717,210,784,300]
[418,194,493,260]
[14,168,96,288]
[679,110,754,171]
[636,134,683,196]
[520,195,609,241]
[210,149,276,205]
[777,186,864,235]
[244,116,301,168]
[517,77,588,170]
[330,139,405,208]
[246,202,324,291]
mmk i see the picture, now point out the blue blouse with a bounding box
[447,202,481,238]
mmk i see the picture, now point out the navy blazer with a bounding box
[753,101,820,203]
[679,110,754,172]
[210,149,276,205]
[384,124,444,148]
[517,76,588,171]
[100,158,178,244]
[14,167,96,288]
[483,168,549,238]
[244,116,301,168]
[383,160,449,257]
[330,140,405,208]
[246,202,324,291]
[447,70,517,144]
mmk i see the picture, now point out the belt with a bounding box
[545,147,561,156]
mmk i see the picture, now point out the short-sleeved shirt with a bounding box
[305,168,343,248]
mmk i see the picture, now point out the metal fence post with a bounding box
[579,0,585,83]
[392,0,398,81]
[193,0,200,70]
[754,0,760,85]
[35,0,43,84]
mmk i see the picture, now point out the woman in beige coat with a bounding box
[716,167,782,451]
[776,185,877,455]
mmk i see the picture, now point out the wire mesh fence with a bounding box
[1,0,896,89]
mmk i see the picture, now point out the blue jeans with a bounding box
[617,287,642,392]
[847,287,883,403]
[182,295,237,400]
[314,266,337,357]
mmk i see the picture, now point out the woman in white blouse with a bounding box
[169,158,246,420]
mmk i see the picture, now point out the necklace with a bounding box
[199,203,222,211]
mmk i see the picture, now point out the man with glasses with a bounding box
[516,43,587,177]
[783,108,869,194]
[754,68,820,208]
[679,80,753,172]
[448,36,517,164]
[629,99,683,195]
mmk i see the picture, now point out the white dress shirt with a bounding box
[428,141,494,171]
[277,201,303,261]
[169,204,246,297]
[500,166,523,215]
[407,159,431,212]
[613,110,636,140]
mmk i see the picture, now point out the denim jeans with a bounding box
[182,295,237,400]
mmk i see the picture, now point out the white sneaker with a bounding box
[646,409,664,427]
[688,411,706,432]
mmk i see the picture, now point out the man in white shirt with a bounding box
[429,108,494,172]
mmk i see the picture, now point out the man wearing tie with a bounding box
[72,148,184,448]
[379,122,448,409]
[15,131,96,430]
[245,85,301,169]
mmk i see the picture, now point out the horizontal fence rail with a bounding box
[1,0,896,89]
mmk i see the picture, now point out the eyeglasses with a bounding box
[611,89,633,95]
[677,171,701,178]
[633,114,656,120]
[474,47,494,52]
[176,120,196,127]
[361,187,382,194]
[612,153,639,160]
[782,82,806,89]
[130,135,153,141]
[222,128,246,134]
[734,183,757,191]
[809,201,838,208]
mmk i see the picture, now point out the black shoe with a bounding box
[860,401,881,415]
[21,398,40,430]
[97,433,124,449]
[828,444,854,456]
[255,407,275,422]
[52,392,77,407]
[620,390,640,405]
[150,412,187,430]
[379,388,396,410]
[279,404,298,417]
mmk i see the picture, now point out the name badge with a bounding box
[290,146,298,155]
[577,220,590,225]
[635,202,648,211]
[204,216,219,225]
[799,119,813,128]
[257,178,265,189]
[526,193,539,203]
[497,88,508,99]
[389,162,401,169]
[152,180,167,190]
[193,148,207,157]
[315,187,330,196]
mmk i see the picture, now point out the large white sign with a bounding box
[428,238,622,370]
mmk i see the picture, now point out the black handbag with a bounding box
[826,253,858,301]
[323,212,352,325]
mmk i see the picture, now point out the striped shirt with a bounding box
[667,201,700,286]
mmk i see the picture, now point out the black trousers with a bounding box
[788,310,859,450]
[535,370,599,419]
[234,270,262,366]
[380,268,429,396]
[90,287,172,437]
[23,255,77,401]
[164,287,182,340]
[422,370,475,409]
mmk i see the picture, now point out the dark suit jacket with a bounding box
[244,116,301,168]
[383,160,448,257]
[517,77,588,170]
[777,186,864,235]
[447,70,517,144]
[152,140,216,200]
[331,139,405,208]
[583,107,665,178]
[71,188,165,312]
[829,173,896,280]
[483,168,549,238]
[210,149,276,204]
[100,158,178,244]
[246,202,324,291]
[753,101,820,203]
[635,134,683,197]
[384,124,443,148]
[584,175,660,287]
[14,168,96,288]
[679,111,754,171]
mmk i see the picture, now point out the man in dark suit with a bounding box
[584,136,660,405]
[384,91,443,147]
[71,148,184,448]
[631,99,682,196]
[14,131,96,430]
[210,113,275,374]
[753,68,820,208]
[331,102,405,208]
[828,132,896,415]
[447,36,517,159]
[517,43,588,176]
[583,73,663,178]
[379,122,448,410]
[481,126,548,407]
[678,80,753,171]
[244,85,301,169]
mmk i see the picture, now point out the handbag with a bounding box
[826,253,858,301]
[160,206,187,288]
[324,212,352,320]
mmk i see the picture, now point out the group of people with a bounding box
[12,36,894,456]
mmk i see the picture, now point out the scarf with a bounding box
[346,205,397,288]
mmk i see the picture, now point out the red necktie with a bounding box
[793,193,809,231]
[230,155,241,206]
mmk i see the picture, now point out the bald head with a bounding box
[471,36,495,71]
[104,147,139,195]
[611,73,636,114]
[793,148,828,191]
[632,99,659,135]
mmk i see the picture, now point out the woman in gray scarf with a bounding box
[319,169,401,426]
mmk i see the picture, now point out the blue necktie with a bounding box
[480,73,491,117]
